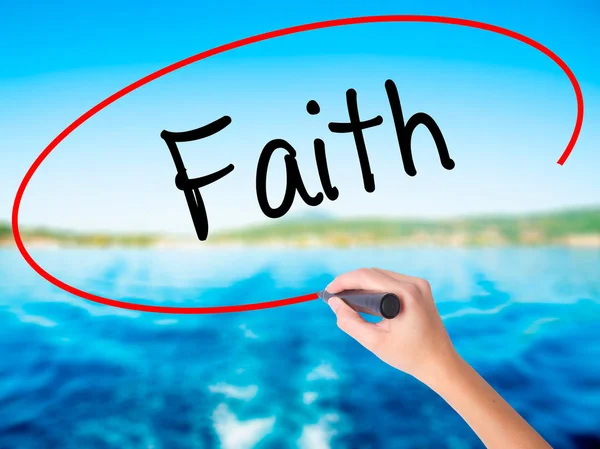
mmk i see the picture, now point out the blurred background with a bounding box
[1,1,599,448]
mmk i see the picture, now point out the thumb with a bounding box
[328,297,383,351]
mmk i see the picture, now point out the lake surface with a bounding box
[1,247,599,448]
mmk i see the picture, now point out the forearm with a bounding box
[425,352,552,449]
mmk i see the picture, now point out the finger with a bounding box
[327,268,402,294]
[371,268,418,285]
[372,268,431,295]
[328,296,384,351]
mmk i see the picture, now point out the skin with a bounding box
[326,268,552,449]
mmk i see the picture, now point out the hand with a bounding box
[326,268,457,386]
[327,268,553,449]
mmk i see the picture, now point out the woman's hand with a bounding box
[327,268,553,449]
[326,267,456,386]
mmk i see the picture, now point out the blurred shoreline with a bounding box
[2,206,600,249]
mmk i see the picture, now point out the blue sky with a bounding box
[1,0,599,235]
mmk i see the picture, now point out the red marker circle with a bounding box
[12,15,585,314]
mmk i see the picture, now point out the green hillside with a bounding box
[1,207,599,247]
[0,222,9,239]
[210,207,600,247]
[0,223,159,247]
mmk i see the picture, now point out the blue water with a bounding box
[1,247,599,448]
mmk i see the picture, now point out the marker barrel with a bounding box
[320,290,401,319]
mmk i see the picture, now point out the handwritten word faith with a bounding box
[161,79,455,241]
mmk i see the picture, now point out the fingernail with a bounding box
[328,296,342,312]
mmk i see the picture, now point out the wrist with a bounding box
[418,346,467,391]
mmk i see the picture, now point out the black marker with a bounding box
[319,290,401,319]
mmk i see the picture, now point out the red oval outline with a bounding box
[12,15,585,314]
